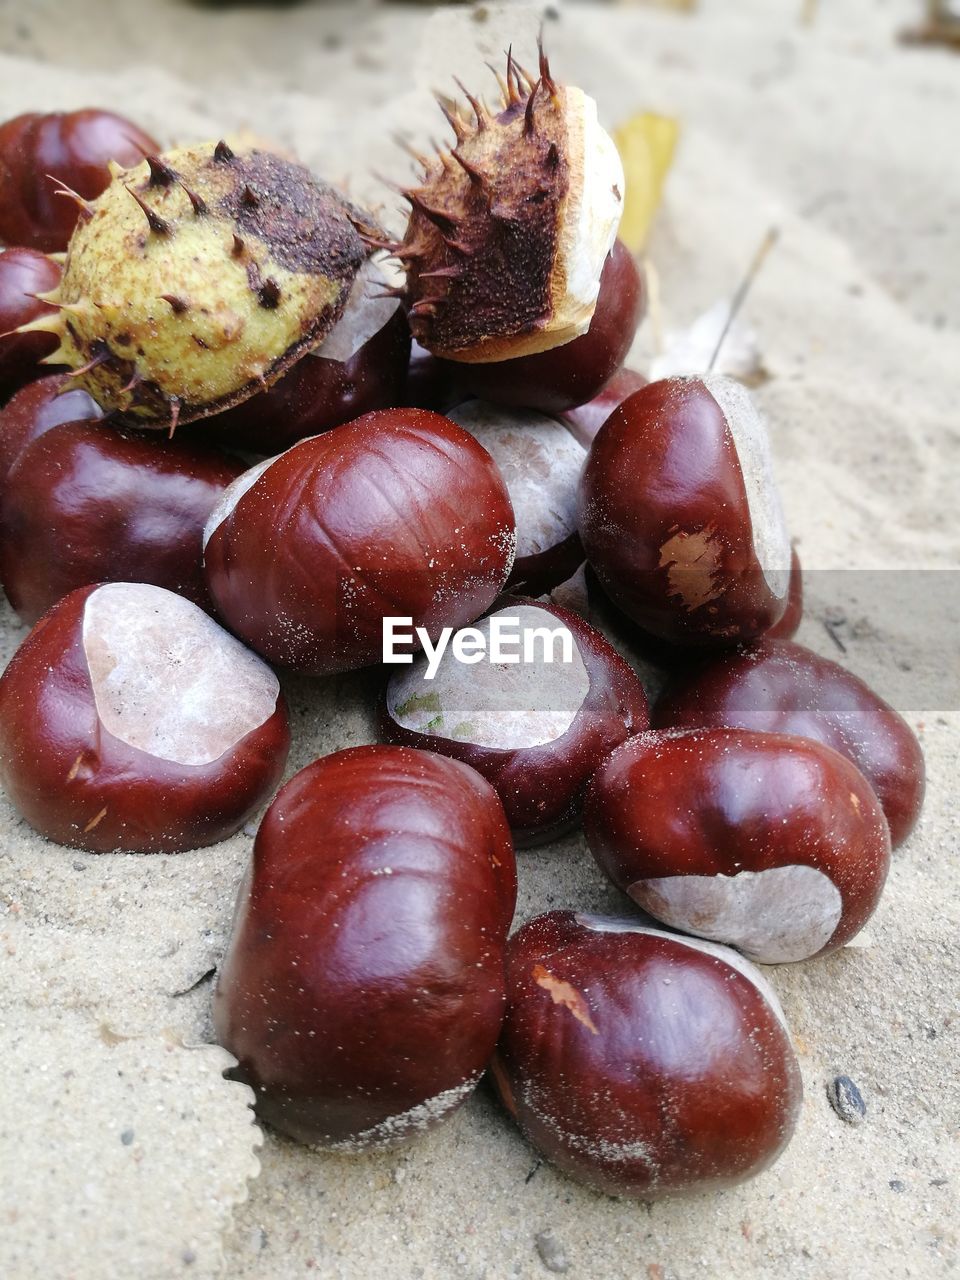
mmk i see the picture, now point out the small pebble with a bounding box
[827,1074,866,1125]
[182,1247,197,1265]
[73,860,86,872]
[120,1129,134,1146]
[889,1179,906,1193]
[535,1230,570,1275]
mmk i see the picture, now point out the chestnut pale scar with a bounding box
[658,526,725,610]
[532,963,599,1034]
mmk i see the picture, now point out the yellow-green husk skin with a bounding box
[43,141,369,429]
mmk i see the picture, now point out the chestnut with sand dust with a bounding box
[0,582,289,852]
[586,728,891,963]
[579,374,792,648]
[203,408,516,675]
[653,638,925,847]
[491,910,803,1198]
[214,744,516,1149]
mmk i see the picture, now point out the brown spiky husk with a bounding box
[397,53,576,363]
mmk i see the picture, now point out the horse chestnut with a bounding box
[453,240,646,414]
[578,374,792,647]
[381,598,649,845]
[586,729,891,962]
[0,373,102,487]
[0,420,243,624]
[214,744,516,1148]
[491,910,802,1198]
[198,258,411,454]
[448,401,585,594]
[0,109,159,252]
[0,247,63,400]
[0,582,289,853]
[203,408,516,674]
[652,639,925,847]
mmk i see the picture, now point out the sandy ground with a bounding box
[0,1,958,1277]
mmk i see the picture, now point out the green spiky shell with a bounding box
[38,141,371,429]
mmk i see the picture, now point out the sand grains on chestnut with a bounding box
[578,374,791,647]
[585,728,892,963]
[213,744,517,1149]
[491,910,802,1198]
[203,408,517,675]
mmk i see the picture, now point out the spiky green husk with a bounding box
[29,141,372,430]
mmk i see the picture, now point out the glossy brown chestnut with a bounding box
[585,728,891,962]
[214,744,516,1148]
[491,911,802,1198]
[559,365,648,447]
[0,248,62,399]
[0,109,159,252]
[450,240,646,414]
[381,598,649,846]
[0,372,102,487]
[0,582,290,853]
[0,420,243,624]
[448,401,585,594]
[652,639,926,847]
[203,408,516,675]
[578,374,792,648]
[198,261,411,454]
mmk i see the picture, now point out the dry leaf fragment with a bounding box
[613,112,680,252]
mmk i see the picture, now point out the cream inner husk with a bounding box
[82,582,280,766]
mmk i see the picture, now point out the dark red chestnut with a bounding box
[0,420,243,624]
[0,372,102,487]
[213,744,516,1148]
[402,339,465,413]
[559,365,648,447]
[578,374,792,648]
[381,598,649,846]
[450,239,646,414]
[586,728,891,962]
[0,247,63,399]
[448,401,585,594]
[203,408,516,675]
[652,639,926,847]
[0,109,159,252]
[198,259,411,454]
[491,910,802,1197]
[0,582,289,852]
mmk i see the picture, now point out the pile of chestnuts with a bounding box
[0,50,924,1203]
